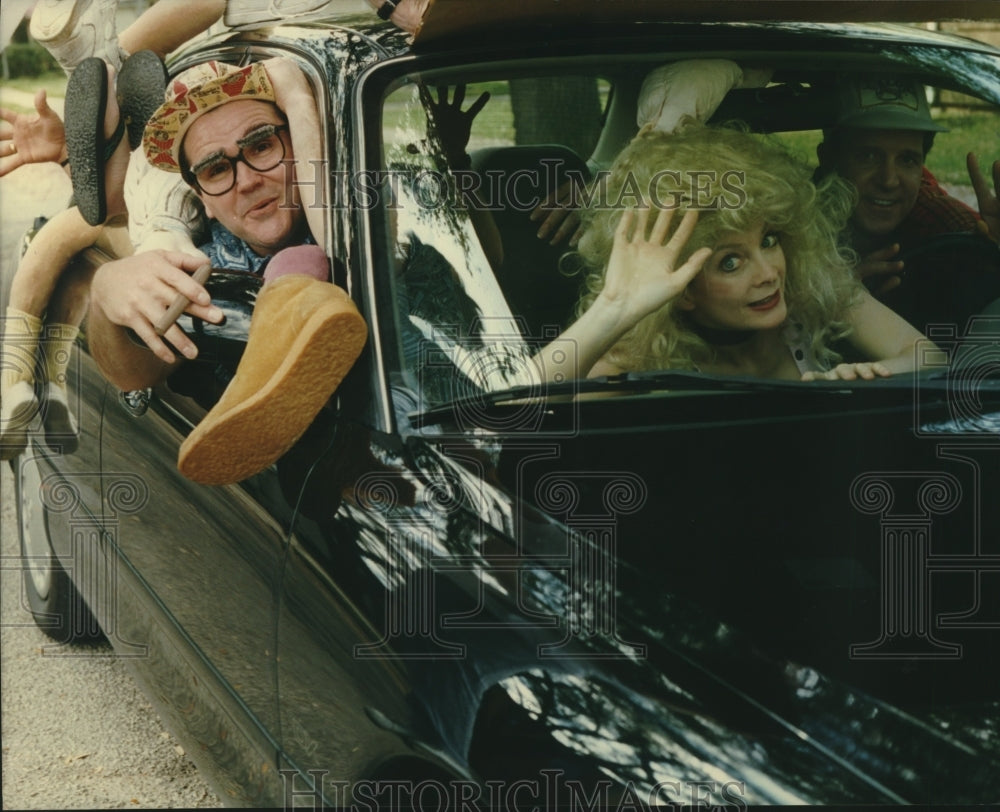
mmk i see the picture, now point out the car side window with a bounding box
[380,79,531,407]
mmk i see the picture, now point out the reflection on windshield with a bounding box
[378,55,1000,418]
[383,81,530,406]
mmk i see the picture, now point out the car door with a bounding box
[99,361,291,785]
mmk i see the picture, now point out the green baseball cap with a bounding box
[834,76,948,132]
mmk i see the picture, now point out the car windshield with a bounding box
[370,44,1000,417]
[375,69,614,407]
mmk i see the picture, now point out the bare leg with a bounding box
[46,259,95,328]
[8,208,103,319]
[363,0,429,34]
[0,209,101,457]
[39,261,96,452]
[101,67,130,221]
[31,0,225,75]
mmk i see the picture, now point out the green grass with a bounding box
[924,111,1000,185]
[383,89,517,150]
[0,72,68,112]
[384,78,610,153]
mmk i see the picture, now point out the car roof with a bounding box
[411,0,1000,48]
[198,4,1000,78]
[223,5,1000,63]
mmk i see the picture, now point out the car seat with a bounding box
[470,145,592,339]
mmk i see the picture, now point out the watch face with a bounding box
[377,0,396,20]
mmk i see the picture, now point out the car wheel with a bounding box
[14,450,103,643]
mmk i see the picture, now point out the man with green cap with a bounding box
[816,76,999,321]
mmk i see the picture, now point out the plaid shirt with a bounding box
[895,167,983,248]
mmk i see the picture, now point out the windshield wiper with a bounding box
[408,366,1000,429]
[409,369,854,428]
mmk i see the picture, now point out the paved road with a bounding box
[0,9,368,799]
[1,465,220,809]
[0,123,220,810]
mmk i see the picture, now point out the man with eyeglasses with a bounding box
[86,59,367,484]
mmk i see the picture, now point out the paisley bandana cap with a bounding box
[142,61,276,173]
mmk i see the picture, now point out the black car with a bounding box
[12,5,1000,807]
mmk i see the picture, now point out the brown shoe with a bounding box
[177,275,367,485]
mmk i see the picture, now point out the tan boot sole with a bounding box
[177,282,367,485]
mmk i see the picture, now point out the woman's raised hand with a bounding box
[600,206,711,321]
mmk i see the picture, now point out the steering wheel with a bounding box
[877,232,1000,333]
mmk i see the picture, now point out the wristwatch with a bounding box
[376,0,397,20]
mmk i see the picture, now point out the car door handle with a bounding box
[119,388,152,418]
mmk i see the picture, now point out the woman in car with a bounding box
[533,124,933,384]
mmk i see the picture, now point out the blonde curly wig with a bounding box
[573,124,862,372]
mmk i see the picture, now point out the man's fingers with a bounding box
[531,179,577,222]
[128,318,181,365]
[549,210,582,246]
[967,152,991,201]
[162,323,200,361]
[157,249,207,269]
[860,262,903,281]
[154,263,214,335]
[871,243,900,261]
[858,244,902,283]
[536,206,572,240]
[162,252,216,304]
[467,91,490,117]
[873,275,902,296]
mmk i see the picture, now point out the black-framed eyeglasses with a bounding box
[184,123,289,195]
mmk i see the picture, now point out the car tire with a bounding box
[14,451,104,643]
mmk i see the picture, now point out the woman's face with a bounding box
[681,222,788,331]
